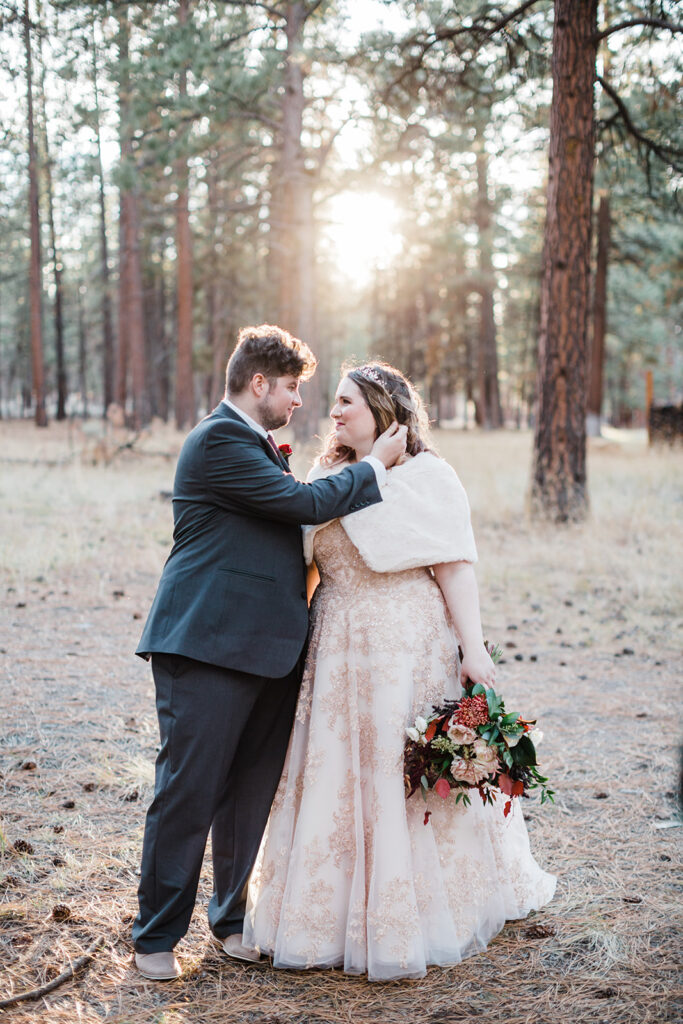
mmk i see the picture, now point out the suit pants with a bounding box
[132,652,301,952]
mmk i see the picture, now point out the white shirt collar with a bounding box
[222,397,268,440]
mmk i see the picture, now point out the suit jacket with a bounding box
[136,402,382,678]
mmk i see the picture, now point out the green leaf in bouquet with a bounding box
[501,712,520,726]
[485,641,503,664]
[502,748,514,769]
[471,683,486,696]
[510,734,538,767]
[486,689,502,716]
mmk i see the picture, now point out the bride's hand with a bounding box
[460,645,496,689]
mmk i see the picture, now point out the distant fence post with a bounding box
[645,370,653,446]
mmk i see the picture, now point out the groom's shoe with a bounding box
[134,951,182,980]
[215,933,263,964]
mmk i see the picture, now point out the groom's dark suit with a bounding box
[132,402,381,953]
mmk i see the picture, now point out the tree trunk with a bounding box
[174,0,196,429]
[586,194,610,436]
[530,0,597,522]
[146,257,170,421]
[115,197,129,408]
[277,2,319,441]
[24,0,47,427]
[77,286,88,418]
[92,22,115,417]
[475,148,503,429]
[117,8,149,429]
[38,27,67,420]
[206,155,228,409]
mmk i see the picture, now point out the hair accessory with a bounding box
[358,365,384,385]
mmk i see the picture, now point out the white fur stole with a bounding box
[303,451,477,572]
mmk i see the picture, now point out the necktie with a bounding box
[266,433,282,460]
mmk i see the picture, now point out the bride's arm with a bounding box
[432,561,496,688]
[306,561,320,604]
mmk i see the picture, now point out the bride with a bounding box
[244,362,555,981]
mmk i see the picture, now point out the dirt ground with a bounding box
[0,419,681,1024]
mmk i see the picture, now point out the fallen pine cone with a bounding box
[524,924,555,939]
[12,839,34,855]
[51,904,71,922]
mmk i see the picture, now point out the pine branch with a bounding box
[217,0,286,21]
[597,75,683,172]
[426,0,545,48]
[595,17,683,42]
[0,936,106,1009]
[214,23,266,50]
[380,0,549,104]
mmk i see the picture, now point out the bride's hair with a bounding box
[321,360,431,466]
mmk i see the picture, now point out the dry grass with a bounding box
[0,419,681,1024]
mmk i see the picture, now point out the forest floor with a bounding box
[0,418,681,1024]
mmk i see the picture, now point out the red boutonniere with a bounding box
[278,443,293,461]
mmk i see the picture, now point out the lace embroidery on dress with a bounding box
[244,520,555,981]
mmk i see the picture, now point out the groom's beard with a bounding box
[258,395,290,432]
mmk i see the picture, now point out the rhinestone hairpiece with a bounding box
[358,365,384,385]
[357,364,418,414]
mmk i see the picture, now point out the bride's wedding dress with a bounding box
[244,459,555,981]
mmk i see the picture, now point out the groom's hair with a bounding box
[226,324,317,395]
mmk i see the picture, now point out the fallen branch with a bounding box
[0,935,106,1009]
[0,455,76,467]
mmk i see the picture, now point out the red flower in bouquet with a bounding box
[403,641,554,822]
[453,694,489,729]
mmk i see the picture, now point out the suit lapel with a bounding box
[214,402,288,470]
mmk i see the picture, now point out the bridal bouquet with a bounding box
[404,643,554,821]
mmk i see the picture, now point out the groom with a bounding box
[132,324,406,980]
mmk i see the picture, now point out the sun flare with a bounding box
[323,191,403,284]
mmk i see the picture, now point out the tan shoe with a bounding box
[215,933,263,963]
[134,951,182,980]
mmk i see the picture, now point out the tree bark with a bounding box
[530,0,598,522]
[117,8,149,429]
[77,286,88,418]
[277,2,318,441]
[174,0,196,429]
[475,148,503,429]
[586,193,610,436]
[206,154,229,409]
[24,0,47,427]
[92,22,115,417]
[115,196,129,409]
[38,25,67,420]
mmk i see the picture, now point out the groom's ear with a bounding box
[250,373,270,397]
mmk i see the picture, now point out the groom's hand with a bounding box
[370,422,408,468]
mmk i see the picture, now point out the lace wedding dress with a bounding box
[244,517,555,981]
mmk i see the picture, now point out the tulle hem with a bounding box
[251,875,556,982]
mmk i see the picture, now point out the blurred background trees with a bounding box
[0,0,680,517]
